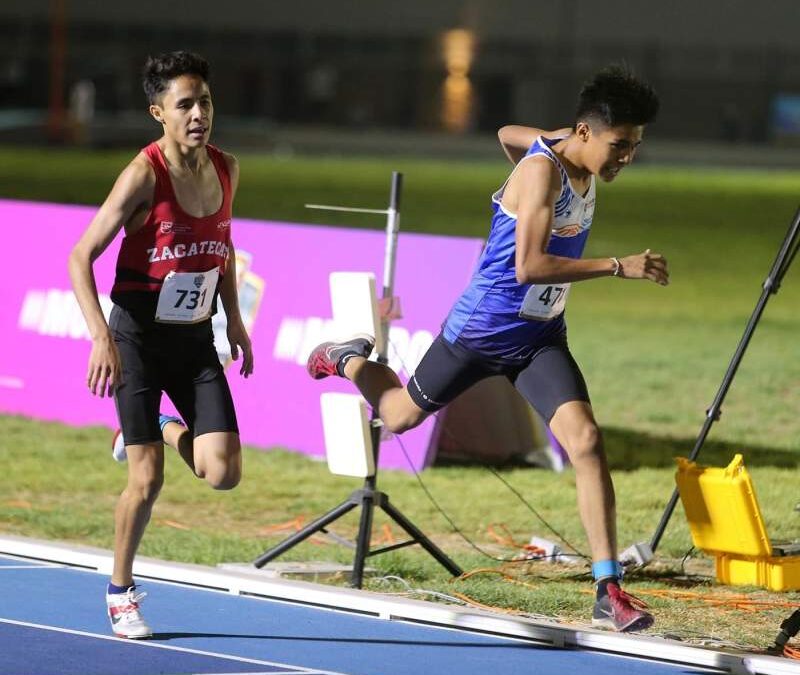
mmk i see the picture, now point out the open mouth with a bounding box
[188,127,206,138]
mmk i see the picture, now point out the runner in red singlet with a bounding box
[69,51,254,639]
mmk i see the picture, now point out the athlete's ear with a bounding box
[149,104,165,125]
[575,121,591,142]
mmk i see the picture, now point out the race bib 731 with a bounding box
[155,268,220,323]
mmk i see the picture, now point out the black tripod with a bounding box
[649,205,800,554]
[252,172,463,588]
[773,609,800,654]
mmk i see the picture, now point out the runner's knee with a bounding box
[127,471,164,504]
[377,387,429,434]
[381,406,428,434]
[125,447,164,503]
[195,436,241,489]
[205,465,241,490]
[563,423,603,467]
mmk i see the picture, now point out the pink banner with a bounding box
[0,199,484,471]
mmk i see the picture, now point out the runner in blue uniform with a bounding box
[307,65,668,632]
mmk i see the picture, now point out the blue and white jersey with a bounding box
[442,136,596,362]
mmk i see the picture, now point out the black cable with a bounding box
[484,464,588,559]
[680,545,695,576]
[392,430,589,566]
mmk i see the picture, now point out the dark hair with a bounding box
[576,64,659,128]
[142,51,210,104]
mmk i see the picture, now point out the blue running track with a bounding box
[0,554,717,675]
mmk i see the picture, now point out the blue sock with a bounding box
[158,414,182,432]
[107,582,134,595]
[592,560,622,599]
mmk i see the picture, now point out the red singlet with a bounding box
[110,142,232,316]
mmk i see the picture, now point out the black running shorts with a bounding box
[406,333,590,422]
[110,305,239,446]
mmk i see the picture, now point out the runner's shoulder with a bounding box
[509,153,560,194]
[220,150,239,173]
[119,152,157,193]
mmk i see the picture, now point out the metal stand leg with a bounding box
[379,496,463,577]
[253,486,463,587]
[252,497,359,568]
[350,489,377,588]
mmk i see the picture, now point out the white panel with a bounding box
[329,272,382,351]
[321,392,375,477]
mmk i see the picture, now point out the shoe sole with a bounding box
[113,631,153,639]
[592,613,654,632]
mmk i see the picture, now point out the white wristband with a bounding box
[611,257,621,277]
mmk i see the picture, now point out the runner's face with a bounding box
[151,74,213,147]
[581,122,644,182]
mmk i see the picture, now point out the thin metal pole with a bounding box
[305,204,390,215]
[378,171,402,362]
[367,171,402,478]
[354,172,402,587]
[649,206,800,552]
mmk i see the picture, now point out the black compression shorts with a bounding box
[406,333,590,422]
[110,305,238,446]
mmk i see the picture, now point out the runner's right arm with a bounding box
[68,156,154,397]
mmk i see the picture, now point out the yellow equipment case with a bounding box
[675,454,800,591]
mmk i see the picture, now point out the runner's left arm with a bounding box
[219,152,254,378]
[498,125,574,165]
[514,159,669,285]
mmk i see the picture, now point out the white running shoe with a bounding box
[111,414,183,462]
[111,429,127,462]
[106,587,152,639]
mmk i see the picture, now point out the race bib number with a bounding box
[519,283,571,321]
[155,268,219,323]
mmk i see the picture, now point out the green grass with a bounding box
[2,414,798,648]
[2,146,800,650]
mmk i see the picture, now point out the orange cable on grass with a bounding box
[157,519,191,531]
[784,644,800,660]
[5,500,32,509]
[453,566,541,592]
[594,587,799,612]
[486,522,548,560]
[374,523,395,545]
[257,515,331,546]
[257,515,308,535]
[449,590,530,616]
[257,517,397,548]
[487,523,524,547]
[457,567,511,582]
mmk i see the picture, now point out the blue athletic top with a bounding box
[442,136,596,362]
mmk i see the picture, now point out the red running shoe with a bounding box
[592,582,654,632]
[307,334,376,380]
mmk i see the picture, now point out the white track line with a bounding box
[0,554,62,569]
[0,618,347,675]
[0,565,64,569]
